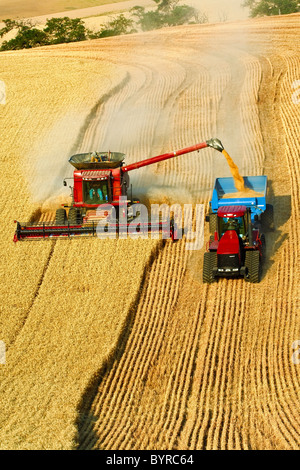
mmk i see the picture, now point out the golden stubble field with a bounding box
[0,13,299,449]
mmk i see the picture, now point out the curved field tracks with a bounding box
[0,14,299,450]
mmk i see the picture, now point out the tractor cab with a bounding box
[216,206,247,259]
[217,205,247,239]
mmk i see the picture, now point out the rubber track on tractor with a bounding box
[203,251,217,283]
[244,250,261,283]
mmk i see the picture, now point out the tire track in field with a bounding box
[69,72,131,155]
[5,239,57,353]
[155,51,231,201]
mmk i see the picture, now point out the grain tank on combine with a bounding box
[14,139,222,242]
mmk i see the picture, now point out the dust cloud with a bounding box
[27,17,262,216]
[131,170,195,209]
[27,113,85,211]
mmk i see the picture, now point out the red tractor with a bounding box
[203,176,273,283]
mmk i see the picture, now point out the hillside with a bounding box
[0,0,128,20]
[0,13,299,449]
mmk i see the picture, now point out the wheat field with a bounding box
[0,13,299,450]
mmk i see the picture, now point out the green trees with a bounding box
[0,0,206,51]
[1,22,49,50]
[0,19,18,38]
[0,17,87,50]
[95,14,136,38]
[243,0,299,17]
[132,0,200,31]
[167,4,200,25]
[43,17,87,44]
[131,6,164,31]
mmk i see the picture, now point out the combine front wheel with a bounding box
[55,208,66,225]
[68,207,82,225]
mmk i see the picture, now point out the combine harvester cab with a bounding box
[203,175,274,283]
[60,151,128,225]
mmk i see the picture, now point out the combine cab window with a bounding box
[83,180,109,204]
[219,216,245,237]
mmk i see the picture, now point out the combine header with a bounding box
[14,138,223,242]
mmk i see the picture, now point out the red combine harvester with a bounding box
[14,138,224,242]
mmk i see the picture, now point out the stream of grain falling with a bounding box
[221,149,246,191]
[220,149,264,197]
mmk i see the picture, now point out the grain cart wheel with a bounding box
[244,250,261,283]
[68,207,82,225]
[55,208,66,225]
[262,204,274,232]
[203,252,217,284]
